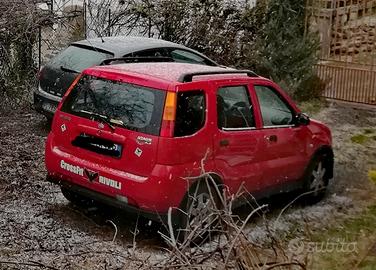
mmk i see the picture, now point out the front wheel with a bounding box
[303,154,330,203]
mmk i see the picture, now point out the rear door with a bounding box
[213,82,265,194]
[251,82,308,190]
[57,74,166,178]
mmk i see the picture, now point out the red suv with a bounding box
[45,62,333,236]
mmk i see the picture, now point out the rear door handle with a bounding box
[266,135,278,143]
[220,139,230,147]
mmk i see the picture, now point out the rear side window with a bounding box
[61,76,166,135]
[50,45,112,72]
[125,48,168,58]
[170,49,212,65]
[174,91,206,137]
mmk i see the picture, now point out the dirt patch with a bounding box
[0,102,375,269]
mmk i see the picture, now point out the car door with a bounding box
[251,82,309,191]
[213,82,265,195]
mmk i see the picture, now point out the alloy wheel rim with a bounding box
[188,192,215,232]
[310,161,326,196]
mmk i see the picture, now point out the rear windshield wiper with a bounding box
[78,110,115,131]
[60,66,80,74]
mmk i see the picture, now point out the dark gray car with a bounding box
[34,36,218,119]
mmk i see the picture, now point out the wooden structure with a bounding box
[307,0,376,105]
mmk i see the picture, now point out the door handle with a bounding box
[219,139,230,147]
[266,135,278,143]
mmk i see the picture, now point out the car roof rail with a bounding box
[100,57,174,66]
[178,70,258,83]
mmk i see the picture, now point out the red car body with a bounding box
[45,63,333,220]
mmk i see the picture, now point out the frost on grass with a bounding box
[0,103,375,269]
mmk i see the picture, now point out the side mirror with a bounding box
[296,113,310,126]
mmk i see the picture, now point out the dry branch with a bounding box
[155,153,309,269]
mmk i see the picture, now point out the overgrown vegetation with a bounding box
[309,204,376,269]
[242,0,320,98]
[0,0,52,111]
[351,129,376,145]
[155,174,309,269]
[88,0,321,99]
[1,0,321,111]
[369,170,376,185]
[298,99,326,115]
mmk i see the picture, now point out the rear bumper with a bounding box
[33,87,61,119]
[45,133,190,217]
[47,175,167,222]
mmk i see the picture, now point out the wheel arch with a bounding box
[178,172,225,210]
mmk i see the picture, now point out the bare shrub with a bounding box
[153,156,308,269]
[0,0,50,111]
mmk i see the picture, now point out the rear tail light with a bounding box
[57,74,82,111]
[160,91,177,137]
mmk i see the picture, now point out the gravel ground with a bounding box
[0,102,375,269]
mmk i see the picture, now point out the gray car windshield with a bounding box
[61,76,166,135]
[50,45,112,72]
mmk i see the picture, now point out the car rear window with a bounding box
[61,75,166,135]
[50,45,113,72]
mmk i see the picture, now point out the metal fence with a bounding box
[307,0,376,105]
[36,0,135,68]
[316,61,376,104]
[36,0,86,68]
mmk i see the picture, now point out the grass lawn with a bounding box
[308,201,376,269]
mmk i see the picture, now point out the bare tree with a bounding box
[85,0,246,66]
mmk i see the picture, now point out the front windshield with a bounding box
[61,75,166,135]
[50,45,113,72]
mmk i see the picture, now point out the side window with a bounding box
[174,91,206,137]
[170,49,208,65]
[124,49,167,58]
[254,85,294,127]
[217,86,255,130]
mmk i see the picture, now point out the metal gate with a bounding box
[316,61,376,104]
[306,0,376,105]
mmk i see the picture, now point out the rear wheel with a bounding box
[175,180,221,245]
[61,187,91,206]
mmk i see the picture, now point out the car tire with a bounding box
[61,187,91,206]
[174,179,221,245]
[302,153,330,203]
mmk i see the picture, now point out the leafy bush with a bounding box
[120,0,321,100]
[120,0,242,66]
[242,0,320,99]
